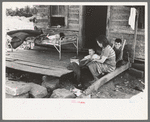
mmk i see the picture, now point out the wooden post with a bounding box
[48,6,51,28]
[132,8,139,63]
[65,6,69,28]
[81,6,86,48]
[106,6,111,39]
[78,5,84,49]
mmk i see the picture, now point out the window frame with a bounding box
[49,5,69,28]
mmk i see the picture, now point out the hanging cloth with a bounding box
[128,8,136,30]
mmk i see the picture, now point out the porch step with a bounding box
[128,68,144,78]
[131,63,144,71]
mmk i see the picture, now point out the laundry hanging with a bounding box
[128,7,136,30]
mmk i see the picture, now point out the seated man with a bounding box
[112,38,126,67]
[67,48,99,89]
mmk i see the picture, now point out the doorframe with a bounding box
[82,6,108,48]
[80,6,86,49]
[106,6,111,39]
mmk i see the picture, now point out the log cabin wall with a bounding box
[33,5,83,50]
[33,5,145,61]
[106,6,145,61]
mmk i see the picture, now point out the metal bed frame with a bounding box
[40,35,79,60]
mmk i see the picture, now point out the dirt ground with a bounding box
[6,66,145,99]
[60,68,145,99]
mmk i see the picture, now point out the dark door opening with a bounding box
[84,6,107,48]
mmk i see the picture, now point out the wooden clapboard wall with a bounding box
[33,5,84,49]
[68,5,80,30]
[106,6,145,61]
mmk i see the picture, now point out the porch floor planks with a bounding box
[6,49,83,77]
[6,61,72,77]
[6,50,71,67]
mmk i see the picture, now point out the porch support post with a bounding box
[79,5,84,49]
[132,8,139,63]
[106,6,111,39]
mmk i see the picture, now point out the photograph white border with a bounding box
[2,2,148,120]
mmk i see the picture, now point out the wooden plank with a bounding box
[132,8,139,63]
[112,6,129,10]
[68,20,79,24]
[84,62,131,95]
[68,23,79,30]
[6,61,72,77]
[69,8,79,14]
[5,50,71,68]
[7,59,67,69]
[81,6,86,48]
[112,6,130,14]
[109,29,144,38]
[111,21,128,27]
[68,14,79,19]
[47,6,51,27]
[79,5,83,48]
[69,11,79,15]
[69,5,80,9]
[106,6,111,39]
[65,6,69,28]
[109,26,144,35]
[111,13,129,20]
[68,18,79,21]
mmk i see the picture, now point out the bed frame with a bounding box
[35,35,79,60]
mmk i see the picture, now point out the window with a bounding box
[50,5,68,27]
[128,6,145,30]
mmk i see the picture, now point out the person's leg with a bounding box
[87,62,100,80]
[70,62,82,85]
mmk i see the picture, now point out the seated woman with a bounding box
[87,35,116,81]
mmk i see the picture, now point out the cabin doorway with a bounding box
[84,6,107,48]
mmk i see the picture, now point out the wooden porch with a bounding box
[6,45,131,94]
[6,46,85,77]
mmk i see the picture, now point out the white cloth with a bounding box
[84,54,100,60]
[128,8,136,30]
